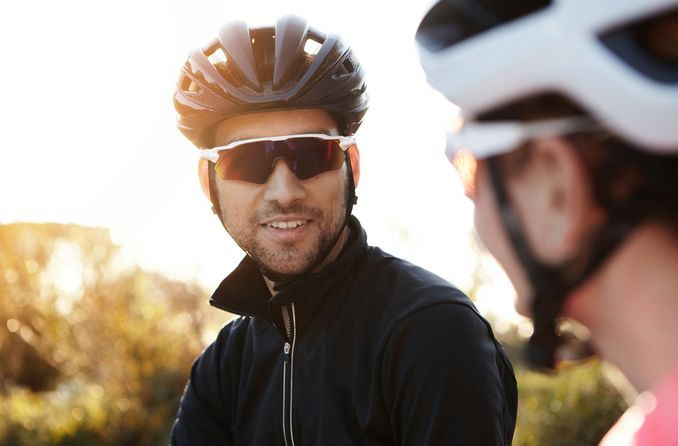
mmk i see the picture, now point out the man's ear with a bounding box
[527,137,604,262]
[198,158,211,201]
[348,145,360,188]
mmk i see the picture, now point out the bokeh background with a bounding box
[1,0,629,444]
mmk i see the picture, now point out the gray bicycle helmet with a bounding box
[174,15,369,148]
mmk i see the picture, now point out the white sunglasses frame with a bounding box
[199,133,356,163]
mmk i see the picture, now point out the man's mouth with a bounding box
[267,220,308,229]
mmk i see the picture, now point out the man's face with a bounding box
[211,109,352,280]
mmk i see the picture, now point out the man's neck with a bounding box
[263,225,351,295]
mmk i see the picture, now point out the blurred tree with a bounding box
[0,223,230,445]
[495,327,629,446]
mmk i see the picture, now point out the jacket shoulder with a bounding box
[357,246,477,320]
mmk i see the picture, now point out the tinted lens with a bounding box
[285,138,345,180]
[214,143,271,183]
[214,137,346,183]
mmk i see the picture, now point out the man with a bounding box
[417,1,678,444]
[170,15,516,445]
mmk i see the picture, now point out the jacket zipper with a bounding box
[281,303,297,446]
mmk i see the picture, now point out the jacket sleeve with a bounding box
[382,303,516,446]
[170,324,235,446]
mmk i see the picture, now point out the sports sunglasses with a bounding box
[200,133,356,184]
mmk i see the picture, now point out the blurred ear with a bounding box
[198,158,211,201]
[523,137,604,262]
[348,145,360,188]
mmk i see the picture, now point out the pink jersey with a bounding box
[600,367,678,446]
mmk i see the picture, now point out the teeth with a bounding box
[269,220,306,229]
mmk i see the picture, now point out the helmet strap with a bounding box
[345,149,358,209]
[486,158,634,369]
[208,164,228,230]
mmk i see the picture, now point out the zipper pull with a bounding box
[283,342,291,363]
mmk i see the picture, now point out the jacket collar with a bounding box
[209,216,368,324]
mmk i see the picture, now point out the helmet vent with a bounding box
[416,0,551,52]
[194,87,233,109]
[599,6,678,85]
[303,38,322,56]
[332,56,355,79]
[208,47,228,66]
[180,75,201,94]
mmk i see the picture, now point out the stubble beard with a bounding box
[225,177,351,282]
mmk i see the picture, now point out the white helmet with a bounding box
[416,0,678,154]
[416,0,678,369]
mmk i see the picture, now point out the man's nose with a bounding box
[262,158,306,208]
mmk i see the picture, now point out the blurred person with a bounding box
[169,15,516,445]
[417,1,678,444]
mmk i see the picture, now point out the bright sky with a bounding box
[0,0,521,324]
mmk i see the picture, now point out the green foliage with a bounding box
[497,329,628,446]
[0,223,229,446]
[513,361,628,446]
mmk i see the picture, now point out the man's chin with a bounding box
[253,254,315,283]
[249,227,344,284]
[258,264,310,284]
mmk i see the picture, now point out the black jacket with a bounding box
[171,217,517,445]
